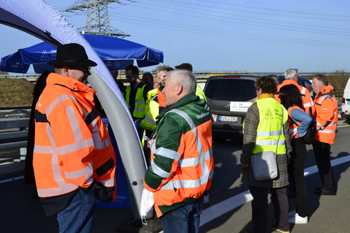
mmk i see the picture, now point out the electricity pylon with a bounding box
[65,0,129,37]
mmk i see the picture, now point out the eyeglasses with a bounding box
[67,66,91,74]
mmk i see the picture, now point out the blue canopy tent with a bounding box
[0,34,164,73]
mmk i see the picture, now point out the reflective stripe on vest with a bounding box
[37,183,79,197]
[149,109,213,190]
[315,94,335,105]
[126,84,147,118]
[314,90,338,144]
[287,106,304,140]
[144,115,156,126]
[99,177,115,187]
[34,89,114,197]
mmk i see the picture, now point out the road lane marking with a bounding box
[338,125,350,128]
[0,175,24,184]
[2,156,350,228]
[200,155,350,227]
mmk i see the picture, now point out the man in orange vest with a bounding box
[33,43,117,232]
[275,68,315,115]
[311,74,338,195]
[143,70,214,233]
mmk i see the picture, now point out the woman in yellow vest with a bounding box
[241,75,292,233]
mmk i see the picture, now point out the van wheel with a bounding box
[213,136,226,143]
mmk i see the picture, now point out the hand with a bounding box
[294,132,300,139]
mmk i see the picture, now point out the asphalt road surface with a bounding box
[1,119,349,233]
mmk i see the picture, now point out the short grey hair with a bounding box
[168,70,197,93]
[284,69,298,80]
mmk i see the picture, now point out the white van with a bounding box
[341,77,350,119]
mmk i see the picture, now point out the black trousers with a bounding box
[312,140,336,191]
[289,138,309,217]
[249,186,289,233]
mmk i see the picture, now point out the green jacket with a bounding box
[144,92,214,217]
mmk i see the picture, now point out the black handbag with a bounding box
[302,110,317,144]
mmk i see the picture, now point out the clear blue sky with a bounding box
[1,0,350,73]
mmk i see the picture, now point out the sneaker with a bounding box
[269,225,290,233]
[288,209,297,217]
[288,213,308,224]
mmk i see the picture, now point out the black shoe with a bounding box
[314,189,336,196]
[315,186,323,191]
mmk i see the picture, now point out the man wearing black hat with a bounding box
[33,43,117,233]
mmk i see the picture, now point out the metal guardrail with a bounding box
[0,119,29,151]
[0,106,31,110]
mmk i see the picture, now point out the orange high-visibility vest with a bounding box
[287,105,305,140]
[314,85,338,144]
[157,87,166,108]
[275,79,315,115]
[144,106,214,217]
[33,73,116,201]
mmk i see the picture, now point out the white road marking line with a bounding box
[200,155,350,227]
[0,175,24,184]
[338,125,350,128]
[2,155,350,229]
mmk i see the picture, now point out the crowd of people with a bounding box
[26,43,339,233]
[26,43,210,233]
[241,69,338,233]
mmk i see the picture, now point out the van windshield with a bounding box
[205,79,256,101]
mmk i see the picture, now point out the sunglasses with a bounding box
[67,66,91,74]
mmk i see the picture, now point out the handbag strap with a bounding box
[275,106,284,154]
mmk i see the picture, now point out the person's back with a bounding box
[275,69,314,115]
[241,75,291,233]
[196,84,207,101]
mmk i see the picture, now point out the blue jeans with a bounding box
[56,191,96,233]
[160,196,204,233]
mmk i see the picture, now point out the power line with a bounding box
[193,0,350,20]
[109,13,350,48]
[133,0,350,36]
